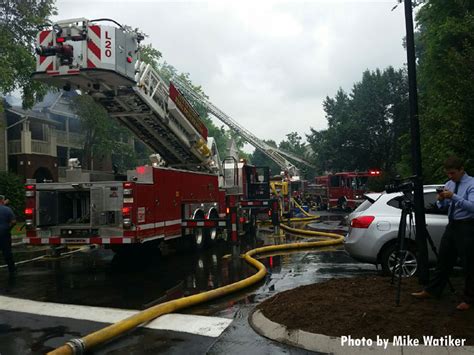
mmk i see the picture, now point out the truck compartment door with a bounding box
[38,190,58,226]
[90,187,104,226]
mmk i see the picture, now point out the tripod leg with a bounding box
[391,208,409,306]
[391,209,406,284]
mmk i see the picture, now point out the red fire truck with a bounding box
[25,18,278,252]
[314,170,381,211]
[24,162,276,252]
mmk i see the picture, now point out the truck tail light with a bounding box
[25,208,35,228]
[351,216,375,229]
[123,182,134,197]
[25,184,35,197]
[122,207,132,228]
[122,207,132,216]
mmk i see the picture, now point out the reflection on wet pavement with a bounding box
[0,213,376,319]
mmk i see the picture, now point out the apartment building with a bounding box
[1,91,122,182]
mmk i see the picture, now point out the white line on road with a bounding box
[0,295,232,338]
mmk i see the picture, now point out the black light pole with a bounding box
[403,0,429,284]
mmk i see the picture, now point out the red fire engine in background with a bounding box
[314,170,382,211]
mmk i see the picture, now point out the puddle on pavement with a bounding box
[0,216,375,315]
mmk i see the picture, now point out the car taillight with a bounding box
[351,216,375,229]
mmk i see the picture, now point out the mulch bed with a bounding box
[257,276,474,345]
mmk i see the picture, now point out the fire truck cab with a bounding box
[315,170,381,211]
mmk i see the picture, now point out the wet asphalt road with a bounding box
[0,212,379,354]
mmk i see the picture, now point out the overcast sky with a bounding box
[54,0,408,152]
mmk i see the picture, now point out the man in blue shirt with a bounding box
[0,195,16,274]
[412,156,474,310]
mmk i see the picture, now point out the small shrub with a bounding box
[0,172,25,219]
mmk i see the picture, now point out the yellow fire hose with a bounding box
[49,226,344,354]
[291,198,314,217]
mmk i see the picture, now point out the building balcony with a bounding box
[8,139,54,155]
[56,131,84,149]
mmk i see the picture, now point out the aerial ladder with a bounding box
[32,18,220,173]
[31,17,313,180]
[170,77,317,217]
[171,76,316,179]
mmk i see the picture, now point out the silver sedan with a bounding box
[344,186,447,277]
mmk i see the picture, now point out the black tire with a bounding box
[206,210,219,245]
[380,242,418,277]
[192,210,208,250]
[193,227,206,250]
[247,211,257,234]
[338,197,348,211]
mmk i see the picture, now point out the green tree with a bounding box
[0,172,25,218]
[307,68,409,177]
[0,0,57,111]
[278,132,314,178]
[72,96,135,171]
[416,0,474,181]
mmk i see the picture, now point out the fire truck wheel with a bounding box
[249,211,257,235]
[193,210,208,250]
[338,197,349,211]
[194,228,206,249]
[207,210,219,243]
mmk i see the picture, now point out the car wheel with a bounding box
[380,242,418,278]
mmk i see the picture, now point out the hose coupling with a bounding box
[66,338,86,355]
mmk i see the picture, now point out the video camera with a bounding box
[385,177,415,194]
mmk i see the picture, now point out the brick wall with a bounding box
[10,154,58,182]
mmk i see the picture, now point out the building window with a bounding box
[30,122,47,141]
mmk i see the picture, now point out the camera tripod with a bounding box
[390,191,454,306]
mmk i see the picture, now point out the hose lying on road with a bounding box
[48,229,344,355]
[0,245,93,269]
[291,198,314,217]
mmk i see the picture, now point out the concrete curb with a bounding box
[249,309,474,354]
